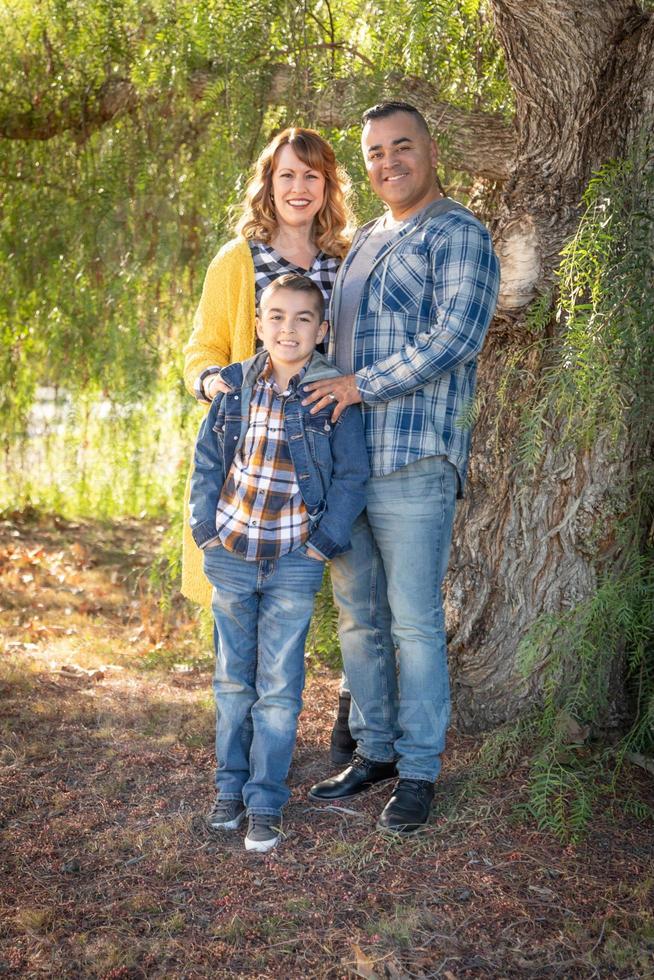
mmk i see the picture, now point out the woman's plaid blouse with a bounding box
[194,242,339,401]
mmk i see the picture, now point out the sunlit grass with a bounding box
[0,379,200,521]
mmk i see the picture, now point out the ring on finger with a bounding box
[328,392,336,401]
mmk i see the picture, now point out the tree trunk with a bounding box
[447,0,654,731]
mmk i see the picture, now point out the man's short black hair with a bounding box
[361,101,431,138]
[260,272,325,321]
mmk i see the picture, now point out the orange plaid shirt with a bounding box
[214,359,310,560]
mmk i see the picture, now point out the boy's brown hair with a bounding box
[259,273,325,322]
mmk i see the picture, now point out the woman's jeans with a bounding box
[330,455,457,783]
[203,544,325,817]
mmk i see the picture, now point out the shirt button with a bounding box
[233,436,238,440]
[234,395,239,400]
[251,521,257,526]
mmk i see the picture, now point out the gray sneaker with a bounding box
[207,798,246,831]
[244,814,281,853]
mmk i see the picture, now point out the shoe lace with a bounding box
[250,814,278,832]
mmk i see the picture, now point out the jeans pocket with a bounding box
[203,542,223,562]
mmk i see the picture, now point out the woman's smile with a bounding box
[272,145,326,229]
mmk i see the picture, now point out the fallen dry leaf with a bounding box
[349,944,382,980]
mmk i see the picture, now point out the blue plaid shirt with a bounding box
[328,199,500,492]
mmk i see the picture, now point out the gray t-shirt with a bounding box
[333,221,396,374]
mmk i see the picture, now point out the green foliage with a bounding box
[619,796,654,822]
[0,0,511,443]
[516,559,653,841]
[508,141,654,841]
[524,748,597,843]
[0,360,200,519]
[384,0,509,111]
[518,138,654,473]
[475,716,536,779]
[306,568,342,670]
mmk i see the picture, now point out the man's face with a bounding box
[361,112,439,219]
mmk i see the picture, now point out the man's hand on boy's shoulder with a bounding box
[302,374,361,422]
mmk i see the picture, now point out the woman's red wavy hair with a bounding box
[235,127,354,259]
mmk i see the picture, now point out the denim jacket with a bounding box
[189,350,369,559]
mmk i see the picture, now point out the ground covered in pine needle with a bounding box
[1,513,652,979]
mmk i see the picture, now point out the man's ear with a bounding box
[430,139,439,169]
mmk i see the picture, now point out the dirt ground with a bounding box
[1,513,653,979]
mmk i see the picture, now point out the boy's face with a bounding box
[256,288,327,370]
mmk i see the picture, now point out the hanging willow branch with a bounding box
[0,66,516,180]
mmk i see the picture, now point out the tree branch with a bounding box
[0,67,516,181]
[0,77,138,141]
[310,75,516,181]
[403,77,515,182]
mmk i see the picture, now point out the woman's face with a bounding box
[271,145,326,231]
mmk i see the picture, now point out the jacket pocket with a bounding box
[210,424,225,467]
[305,422,333,487]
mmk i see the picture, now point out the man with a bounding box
[303,101,500,834]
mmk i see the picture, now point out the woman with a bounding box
[182,127,353,608]
[182,129,356,765]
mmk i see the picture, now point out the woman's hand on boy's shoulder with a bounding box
[301,374,361,422]
[203,374,233,400]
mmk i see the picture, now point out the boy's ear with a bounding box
[255,317,264,341]
[317,319,329,343]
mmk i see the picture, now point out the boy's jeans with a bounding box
[203,544,325,817]
[330,455,457,782]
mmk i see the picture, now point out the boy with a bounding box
[189,273,369,853]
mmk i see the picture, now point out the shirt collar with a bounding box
[257,356,310,395]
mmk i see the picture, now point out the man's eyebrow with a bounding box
[366,136,414,152]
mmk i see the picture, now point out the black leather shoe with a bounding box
[376,778,434,834]
[330,691,357,765]
[308,753,396,801]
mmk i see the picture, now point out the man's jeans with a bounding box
[203,544,325,816]
[330,455,457,782]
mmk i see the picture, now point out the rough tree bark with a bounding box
[447,0,654,730]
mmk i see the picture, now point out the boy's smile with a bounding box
[256,287,328,388]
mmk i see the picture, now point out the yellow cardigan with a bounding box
[181,237,257,607]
